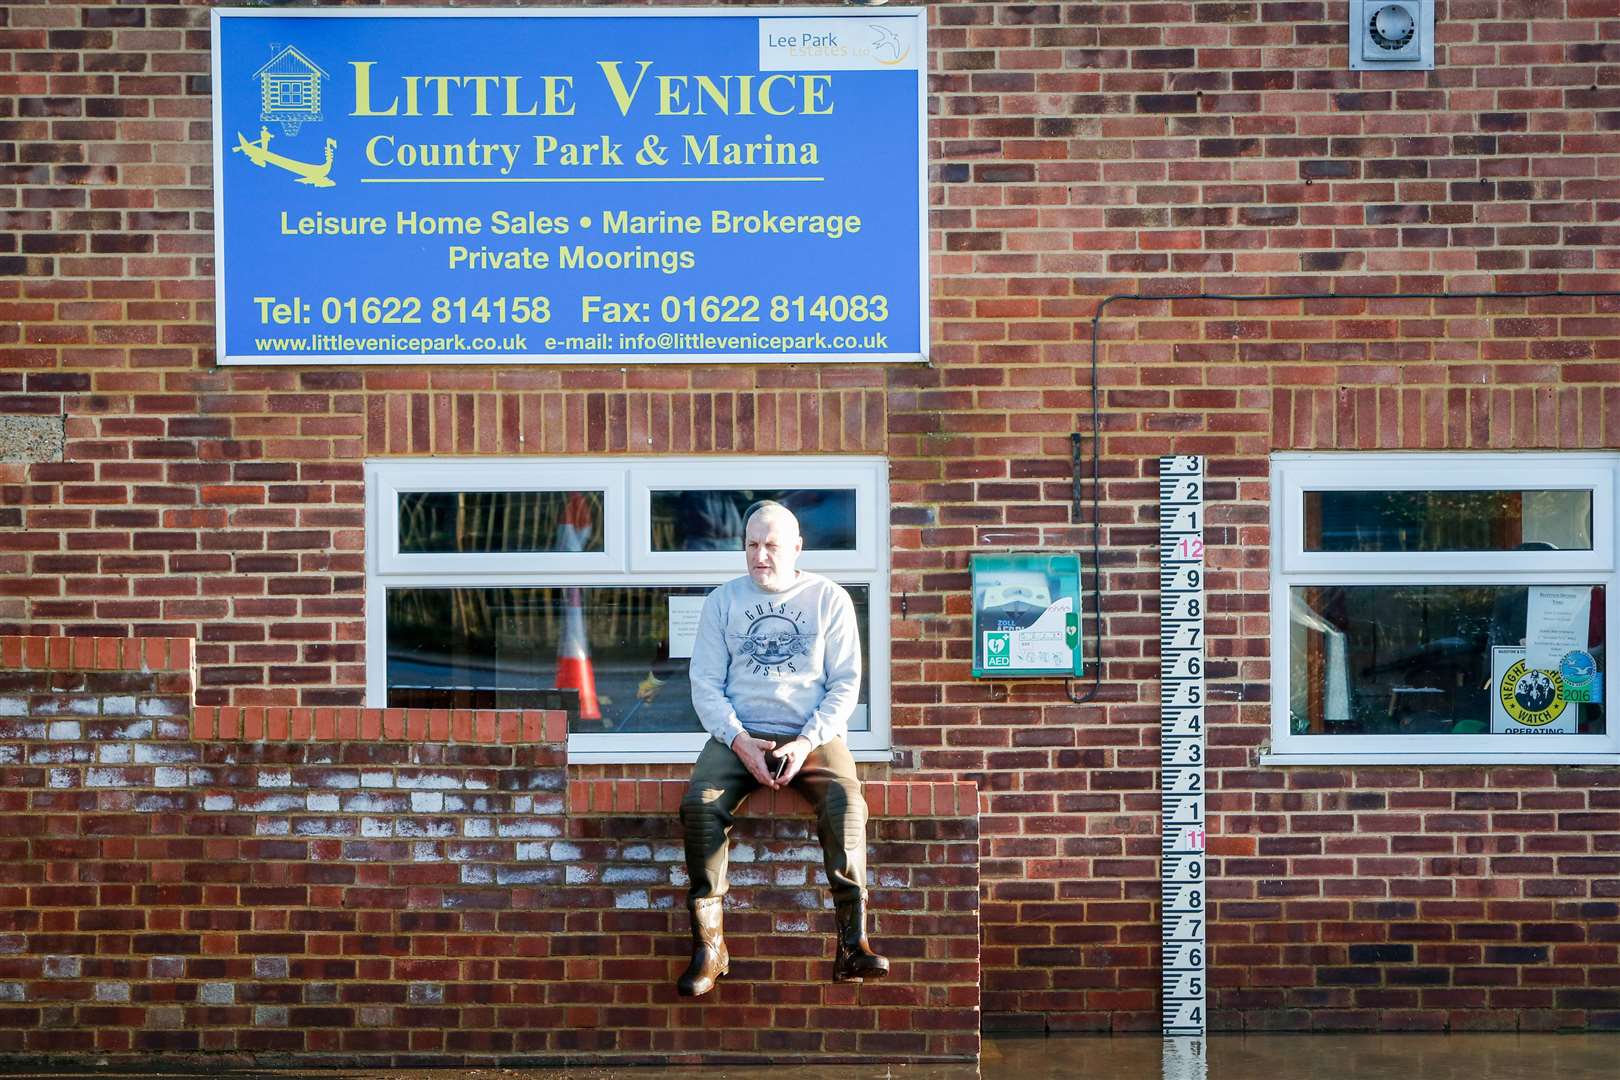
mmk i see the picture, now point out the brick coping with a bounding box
[1,634,192,673]
[568,777,978,818]
[192,705,568,746]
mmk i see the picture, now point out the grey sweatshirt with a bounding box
[688,571,861,750]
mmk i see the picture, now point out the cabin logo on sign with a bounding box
[253,44,328,134]
[233,44,337,188]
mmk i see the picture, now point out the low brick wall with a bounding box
[0,636,981,1067]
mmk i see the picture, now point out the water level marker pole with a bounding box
[1158,455,1207,1043]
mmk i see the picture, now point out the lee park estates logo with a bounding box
[232,44,338,188]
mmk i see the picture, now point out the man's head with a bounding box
[744,502,803,592]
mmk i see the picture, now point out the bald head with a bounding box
[744,501,800,540]
[744,503,803,592]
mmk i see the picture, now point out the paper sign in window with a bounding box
[1525,586,1590,670]
[667,595,707,660]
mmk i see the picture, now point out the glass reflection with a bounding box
[386,584,871,734]
[1289,584,1605,736]
[397,490,604,554]
[1304,489,1592,552]
[651,488,856,551]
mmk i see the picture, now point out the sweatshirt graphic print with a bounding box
[688,572,861,750]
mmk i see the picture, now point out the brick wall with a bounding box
[0,636,980,1066]
[2,0,1619,1036]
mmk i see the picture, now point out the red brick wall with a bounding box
[3,0,1619,1036]
[0,636,980,1066]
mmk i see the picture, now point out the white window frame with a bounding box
[1266,452,1620,765]
[365,455,891,764]
[373,460,624,575]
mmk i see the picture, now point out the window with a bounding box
[1268,453,1619,764]
[366,456,889,763]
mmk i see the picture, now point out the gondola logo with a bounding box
[234,44,337,187]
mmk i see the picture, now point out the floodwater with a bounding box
[4,1033,1616,1080]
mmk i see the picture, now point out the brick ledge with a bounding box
[1,634,192,673]
[193,706,568,745]
[568,777,978,817]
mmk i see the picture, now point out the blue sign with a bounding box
[211,8,927,366]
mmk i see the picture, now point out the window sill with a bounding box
[1260,752,1620,766]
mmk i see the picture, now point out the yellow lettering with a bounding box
[350,61,397,117]
[542,76,575,116]
[692,75,731,116]
[365,134,395,166]
[803,74,833,115]
[422,75,456,117]
[465,75,497,116]
[759,74,793,116]
[657,75,689,116]
[503,76,538,117]
[598,60,654,116]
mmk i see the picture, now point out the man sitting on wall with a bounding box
[678,501,887,996]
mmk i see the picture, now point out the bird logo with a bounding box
[869,24,907,65]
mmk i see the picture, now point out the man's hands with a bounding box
[768,737,812,787]
[730,734,779,787]
[730,734,812,789]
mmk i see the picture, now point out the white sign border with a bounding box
[210,6,929,367]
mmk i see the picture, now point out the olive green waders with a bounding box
[676,734,886,993]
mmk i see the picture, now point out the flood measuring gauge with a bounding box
[1159,455,1207,1049]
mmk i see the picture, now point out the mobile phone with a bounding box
[771,752,790,782]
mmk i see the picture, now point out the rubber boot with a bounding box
[832,892,889,983]
[676,896,728,997]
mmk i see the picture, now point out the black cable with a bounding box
[1067,351,1103,703]
[1069,288,1620,706]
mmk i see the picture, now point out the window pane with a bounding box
[1303,490,1592,552]
[650,489,856,551]
[397,491,604,554]
[386,584,871,734]
[1289,584,1605,737]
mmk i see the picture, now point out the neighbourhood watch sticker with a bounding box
[1491,646,1577,734]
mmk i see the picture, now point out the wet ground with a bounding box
[2,1033,1615,1080]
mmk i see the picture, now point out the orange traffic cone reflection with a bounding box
[557,587,601,722]
[555,493,601,722]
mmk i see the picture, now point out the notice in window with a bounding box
[1491,646,1577,734]
[667,595,707,660]
[1525,586,1590,670]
